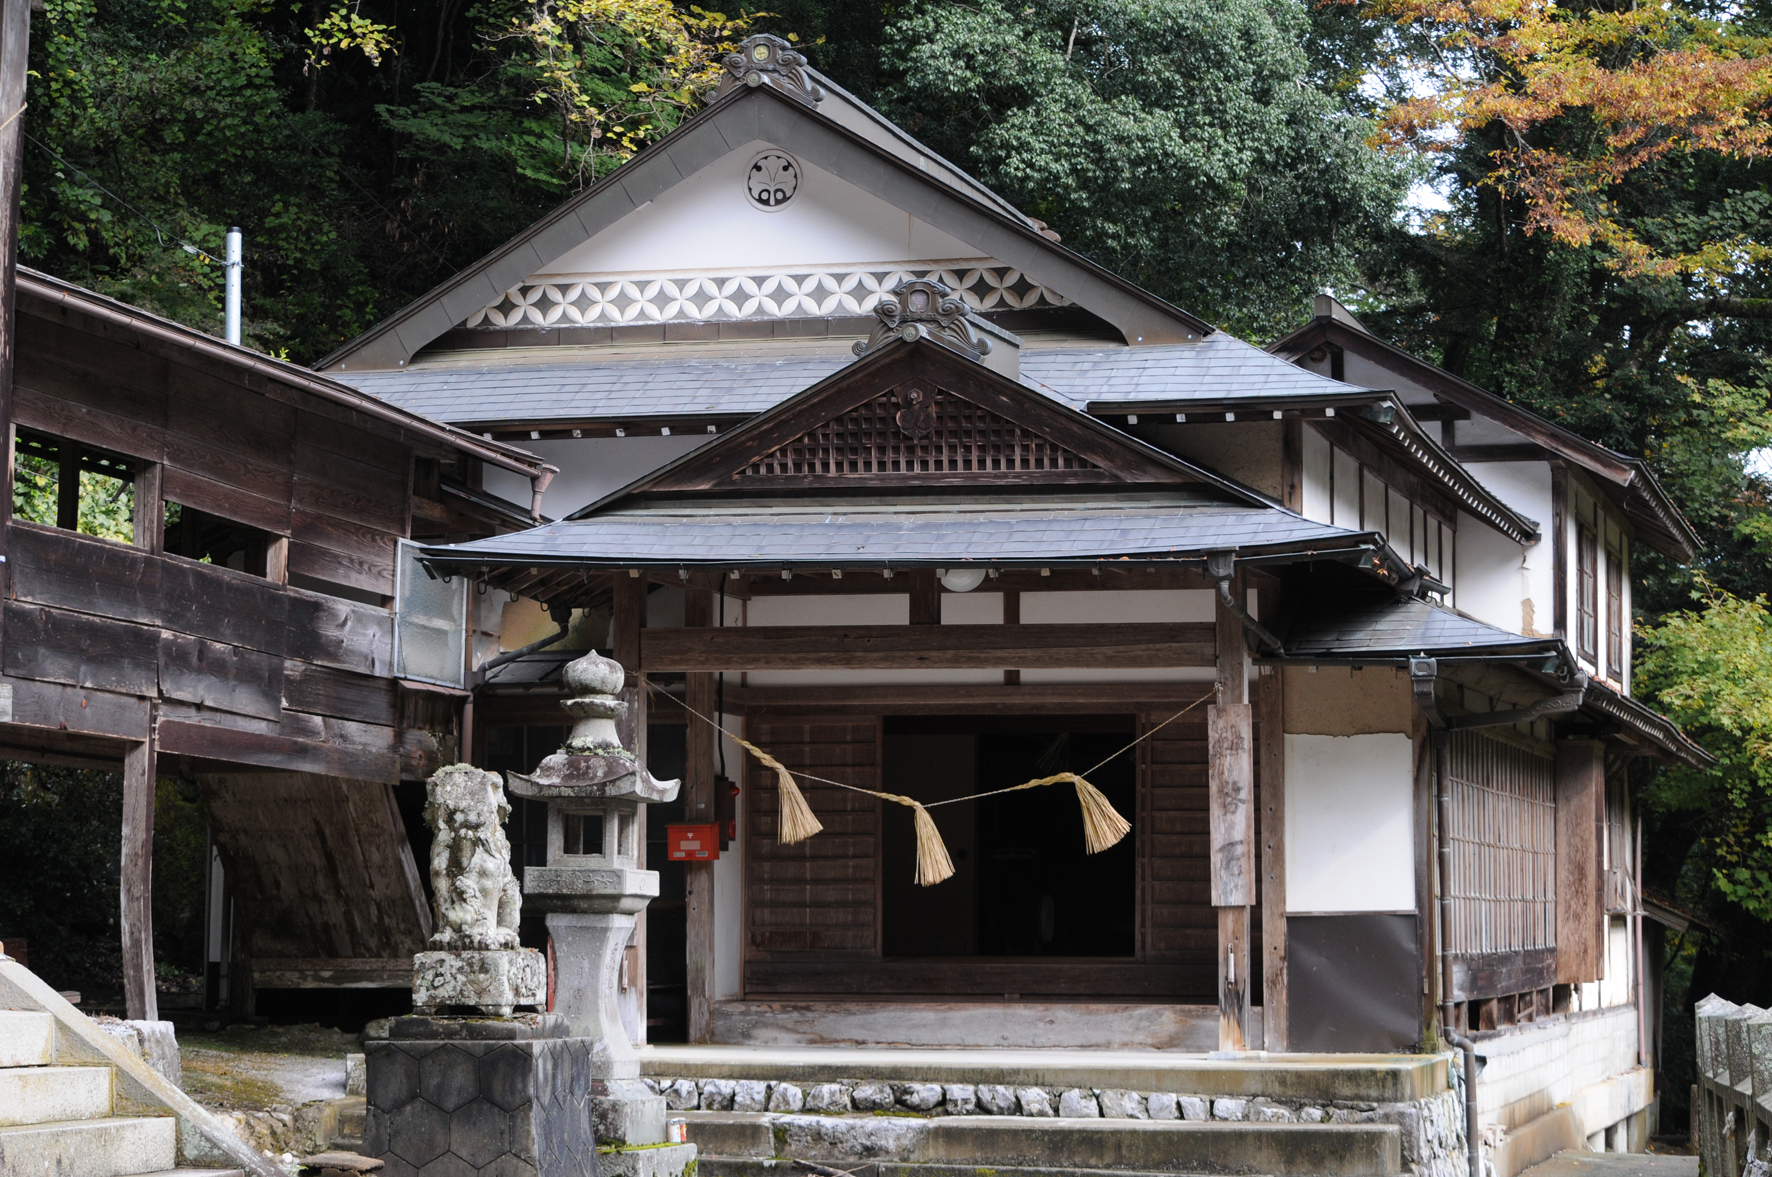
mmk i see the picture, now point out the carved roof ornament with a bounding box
[717,34,824,105]
[853,278,993,364]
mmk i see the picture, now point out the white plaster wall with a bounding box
[1454,510,1533,635]
[1283,733,1416,913]
[941,591,1004,624]
[537,141,988,277]
[1472,1006,1641,1132]
[483,435,714,516]
[1302,426,1333,524]
[1461,462,1554,635]
[1019,589,1214,624]
[747,593,907,626]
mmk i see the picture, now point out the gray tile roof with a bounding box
[1282,595,1559,658]
[420,497,1363,566]
[338,334,1372,426]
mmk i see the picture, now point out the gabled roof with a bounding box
[1270,312,1699,561]
[317,66,1210,373]
[569,332,1265,514]
[17,267,553,490]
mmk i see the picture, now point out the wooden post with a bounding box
[1555,740,1605,985]
[1002,588,1020,685]
[121,706,159,1021]
[1212,576,1254,1050]
[612,573,649,1041]
[684,586,716,1043]
[1256,664,1286,1050]
[909,569,940,624]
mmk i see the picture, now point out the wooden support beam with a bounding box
[1003,589,1020,686]
[1212,578,1253,1050]
[132,462,163,553]
[1257,666,1286,1051]
[1555,740,1605,984]
[121,709,158,1021]
[611,572,649,1042]
[909,569,940,625]
[55,439,77,531]
[684,587,716,1044]
[639,623,1215,672]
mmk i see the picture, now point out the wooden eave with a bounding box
[315,84,1212,373]
[17,268,554,487]
[1271,316,1699,561]
[568,335,1262,517]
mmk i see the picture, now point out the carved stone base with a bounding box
[411,949,545,1016]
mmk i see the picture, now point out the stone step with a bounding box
[683,1111,1405,1176]
[120,1170,247,1176]
[0,1115,178,1177]
[0,1064,112,1126]
[0,1010,54,1068]
[700,1162,1271,1177]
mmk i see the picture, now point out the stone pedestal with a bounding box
[365,1015,694,1177]
[412,949,545,1017]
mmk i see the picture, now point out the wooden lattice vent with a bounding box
[744,386,1098,478]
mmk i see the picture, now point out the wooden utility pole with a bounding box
[1211,573,1254,1051]
[684,586,717,1043]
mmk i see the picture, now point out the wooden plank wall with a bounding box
[0,298,442,779]
[743,714,881,989]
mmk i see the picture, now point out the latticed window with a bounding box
[744,386,1096,477]
[1578,523,1599,660]
[1607,541,1625,679]
[1445,732,1557,954]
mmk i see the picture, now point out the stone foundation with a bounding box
[646,1075,1467,1177]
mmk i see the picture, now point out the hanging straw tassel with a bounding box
[738,738,824,844]
[1012,773,1132,854]
[876,793,955,886]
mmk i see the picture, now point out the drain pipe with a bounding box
[224,227,242,346]
[1206,552,1282,653]
[1410,657,1484,1177]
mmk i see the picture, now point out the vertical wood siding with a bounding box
[1446,731,1557,955]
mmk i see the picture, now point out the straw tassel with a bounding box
[1015,772,1132,854]
[738,738,824,844]
[877,792,956,886]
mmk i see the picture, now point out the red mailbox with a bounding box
[666,823,721,861]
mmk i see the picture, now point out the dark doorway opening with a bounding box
[881,715,1137,960]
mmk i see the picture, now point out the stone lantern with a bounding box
[506,649,686,1166]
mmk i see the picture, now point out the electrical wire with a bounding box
[26,133,223,265]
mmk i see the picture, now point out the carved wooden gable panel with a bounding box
[743,384,1099,481]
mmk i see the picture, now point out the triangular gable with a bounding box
[318,51,1208,373]
[578,337,1253,510]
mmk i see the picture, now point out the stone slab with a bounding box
[708,1000,1241,1052]
[597,1142,698,1177]
[387,1013,567,1041]
[411,950,545,1017]
[640,1044,1448,1103]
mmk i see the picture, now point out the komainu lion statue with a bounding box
[423,764,522,951]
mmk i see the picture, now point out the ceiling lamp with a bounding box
[939,567,988,593]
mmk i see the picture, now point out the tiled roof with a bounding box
[420,497,1364,566]
[338,334,1374,426]
[1281,595,1560,659]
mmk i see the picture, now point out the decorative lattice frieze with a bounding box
[744,387,1095,479]
[463,263,1067,329]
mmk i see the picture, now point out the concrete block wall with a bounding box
[1473,1007,1639,1132]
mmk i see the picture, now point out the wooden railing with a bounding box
[1694,993,1772,1177]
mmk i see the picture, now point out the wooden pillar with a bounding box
[121,708,159,1022]
[612,573,649,1040]
[0,0,28,580]
[1002,589,1019,685]
[684,586,717,1043]
[1555,740,1605,985]
[1211,576,1254,1050]
[909,569,939,625]
[1256,664,1286,1050]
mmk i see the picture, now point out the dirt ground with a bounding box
[178,1022,361,1169]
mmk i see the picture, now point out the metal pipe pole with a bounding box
[224,227,241,345]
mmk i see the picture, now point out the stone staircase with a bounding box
[0,1009,243,1177]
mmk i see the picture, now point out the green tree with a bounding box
[869,0,1412,338]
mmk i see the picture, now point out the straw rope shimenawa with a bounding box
[644,681,1208,887]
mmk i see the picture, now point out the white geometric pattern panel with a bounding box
[463,262,1067,328]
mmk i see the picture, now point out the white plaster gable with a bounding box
[536,140,988,278]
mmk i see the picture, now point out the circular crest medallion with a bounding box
[746,151,801,210]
